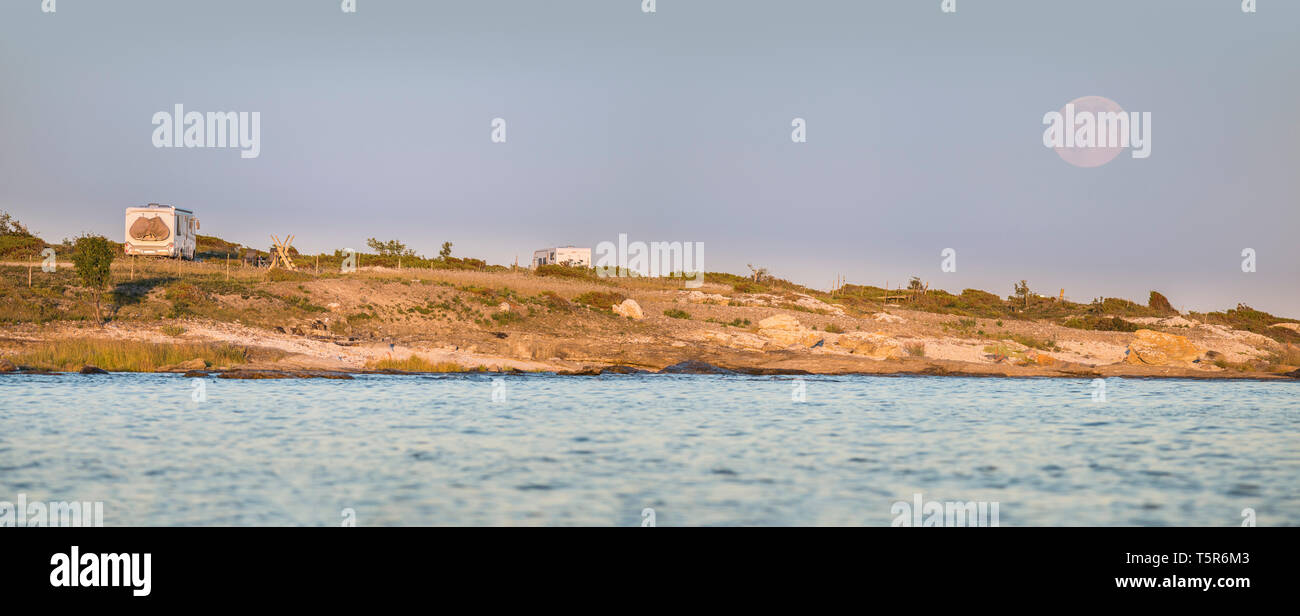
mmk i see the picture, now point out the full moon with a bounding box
[1055,95,1126,168]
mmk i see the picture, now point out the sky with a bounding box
[1,0,1297,315]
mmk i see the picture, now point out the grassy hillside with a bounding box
[1,211,1297,344]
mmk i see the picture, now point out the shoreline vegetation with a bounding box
[1,214,1298,381]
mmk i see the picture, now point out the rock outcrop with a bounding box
[1123,329,1205,366]
[1027,351,1058,367]
[835,331,903,359]
[658,360,735,375]
[757,314,823,348]
[79,365,109,375]
[679,291,731,305]
[160,358,208,372]
[701,330,769,351]
[613,299,645,320]
[218,369,353,380]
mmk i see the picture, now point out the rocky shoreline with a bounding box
[3,270,1298,382]
[3,357,1296,381]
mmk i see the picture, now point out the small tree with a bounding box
[746,263,769,283]
[1013,280,1030,308]
[72,235,115,325]
[439,241,453,260]
[366,238,414,257]
[0,211,32,236]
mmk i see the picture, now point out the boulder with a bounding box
[79,365,109,375]
[758,314,801,330]
[613,299,645,320]
[835,331,903,359]
[178,358,208,371]
[790,294,847,316]
[757,314,823,348]
[161,358,208,372]
[874,312,905,324]
[1026,351,1058,367]
[1123,329,1205,366]
[0,359,16,373]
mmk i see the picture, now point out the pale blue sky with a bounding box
[2,0,1297,314]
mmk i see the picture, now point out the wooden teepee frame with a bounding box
[269,234,297,270]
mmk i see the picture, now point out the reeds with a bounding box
[7,339,254,372]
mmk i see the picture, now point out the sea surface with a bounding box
[1,373,1296,526]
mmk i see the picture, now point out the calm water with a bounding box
[1,373,1296,526]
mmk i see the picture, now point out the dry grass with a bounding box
[365,354,485,372]
[5,339,257,372]
[160,324,186,337]
[1270,344,1300,364]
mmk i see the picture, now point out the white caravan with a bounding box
[124,204,199,259]
[531,246,591,268]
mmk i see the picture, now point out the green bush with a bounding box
[534,264,594,280]
[1062,315,1140,332]
[72,235,115,323]
[573,291,626,309]
[1148,291,1175,315]
[491,311,523,325]
[0,234,44,259]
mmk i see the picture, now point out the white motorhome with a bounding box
[531,246,591,269]
[124,204,199,259]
